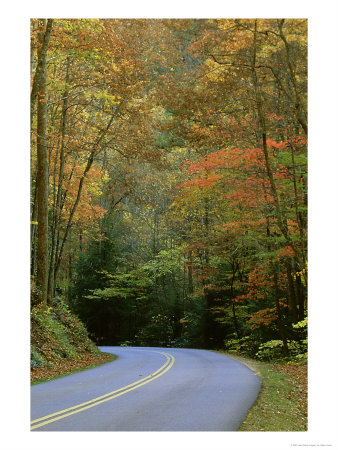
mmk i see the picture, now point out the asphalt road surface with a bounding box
[31,346,261,431]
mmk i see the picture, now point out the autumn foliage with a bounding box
[31,18,307,360]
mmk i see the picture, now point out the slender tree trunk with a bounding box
[35,19,53,307]
[274,268,289,357]
[289,138,307,274]
[202,197,214,348]
[79,230,83,252]
[54,113,115,282]
[286,259,299,324]
[296,274,305,320]
[231,303,241,339]
[251,20,306,277]
[186,209,194,296]
[54,150,95,281]
[152,210,158,256]
[277,19,307,136]
[30,173,38,277]
[48,57,71,300]
[30,19,39,271]
[230,262,241,339]
[187,250,194,295]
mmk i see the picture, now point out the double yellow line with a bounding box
[31,350,175,430]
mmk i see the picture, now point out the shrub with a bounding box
[224,336,260,357]
[30,348,50,368]
[255,339,307,361]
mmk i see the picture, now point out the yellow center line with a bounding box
[31,350,175,430]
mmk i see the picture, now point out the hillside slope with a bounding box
[31,299,113,383]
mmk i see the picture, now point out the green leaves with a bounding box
[86,269,154,302]
[143,246,187,278]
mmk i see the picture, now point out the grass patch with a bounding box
[31,352,117,385]
[219,352,307,431]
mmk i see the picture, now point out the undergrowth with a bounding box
[31,298,101,371]
[224,353,308,431]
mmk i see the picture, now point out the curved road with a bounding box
[31,347,261,431]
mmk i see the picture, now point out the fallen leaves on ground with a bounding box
[31,352,114,383]
[274,363,308,426]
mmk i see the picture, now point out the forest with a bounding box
[30,18,307,365]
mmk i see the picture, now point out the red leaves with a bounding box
[248,307,278,330]
[179,173,222,188]
[184,146,266,176]
[275,246,295,260]
[266,138,288,149]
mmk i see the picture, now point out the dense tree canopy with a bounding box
[31,18,307,359]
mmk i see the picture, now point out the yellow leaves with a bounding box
[122,211,135,227]
[217,19,236,31]
[259,43,278,58]
[205,59,227,82]
[172,146,190,155]
[86,183,103,198]
[95,90,121,106]
[292,261,307,284]
[283,19,307,46]
[80,109,90,121]
[110,62,120,72]
[150,105,166,120]
[101,171,110,184]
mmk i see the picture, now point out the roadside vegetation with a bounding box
[218,320,307,431]
[30,296,307,431]
[31,298,116,384]
[225,353,307,431]
[30,19,307,430]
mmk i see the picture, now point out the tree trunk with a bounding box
[286,259,299,324]
[30,174,38,277]
[54,114,115,282]
[296,274,305,320]
[277,19,307,136]
[54,150,95,281]
[202,196,213,348]
[31,19,53,129]
[35,19,53,307]
[48,57,71,301]
[230,262,241,339]
[274,269,289,357]
[251,20,306,277]
[187,250,194,295]
[232,303,241,340]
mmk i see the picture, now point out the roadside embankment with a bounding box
[217,352,307,431]
[31,299,116,384]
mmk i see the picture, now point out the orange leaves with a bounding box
[266,113,284,122]
[246,266,274,302]
[179,173,222,189]
[248,307,278,330]
[275,246,295,260]
[184,146,266,177]
[233,294,247,304]
[266,138,288,150]
[180,146,271,212]
[48,149,107,232]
